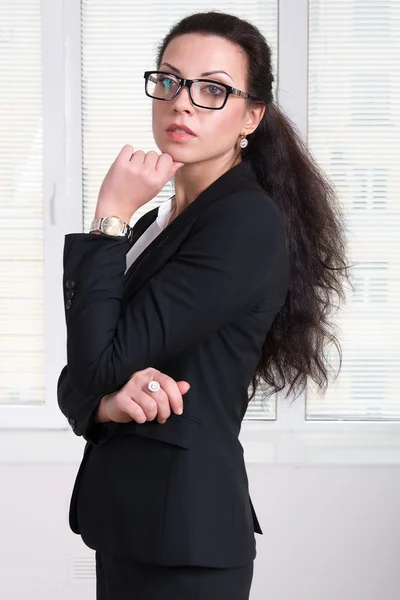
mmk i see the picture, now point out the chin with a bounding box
[157,143,194,164]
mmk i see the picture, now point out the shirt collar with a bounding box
[157,196,174,230]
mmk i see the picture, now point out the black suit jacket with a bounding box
[57,159,290,568]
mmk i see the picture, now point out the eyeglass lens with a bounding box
[146,72,227,109]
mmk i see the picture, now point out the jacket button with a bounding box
[66,289,75,299]
[68,417,76,429]
[66,299,72,310]
[66,280,76,289]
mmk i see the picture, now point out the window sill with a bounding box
[1,423,400,465]
[239,421,400,465]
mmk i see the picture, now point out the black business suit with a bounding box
[57,159,290,597]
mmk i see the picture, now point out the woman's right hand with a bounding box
[95,367,190,425]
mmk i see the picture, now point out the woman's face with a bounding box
[151,33,262,166]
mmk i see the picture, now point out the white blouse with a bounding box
[125,197,174,274]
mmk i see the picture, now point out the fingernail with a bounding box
[177,407,183,415]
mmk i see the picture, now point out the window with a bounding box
[1,0,70,427]
[1,3,44,408]
[2,1,398,437]
[307,0,400,421]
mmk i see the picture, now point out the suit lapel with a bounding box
[123,159,259,300]
[122,210,196,301]
[123,207,158,281]
[130,208,158,244]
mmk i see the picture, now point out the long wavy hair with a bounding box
[156,11,352,402]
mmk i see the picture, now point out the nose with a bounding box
[172,84,195,114]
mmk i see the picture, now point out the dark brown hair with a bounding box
[156,11,352,402]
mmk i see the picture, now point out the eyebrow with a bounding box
[160,62,233,81]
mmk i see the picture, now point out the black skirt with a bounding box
[96,551,254,600]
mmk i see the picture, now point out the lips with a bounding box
[166,123,196,136]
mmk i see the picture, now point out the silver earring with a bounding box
[239,134,248,149]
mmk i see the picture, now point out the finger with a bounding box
[171,161,185,176]
[143,151,161,170]
[155,155,184,186]
[176,381,191,395]
[131,368,171,423]
[143,386,171,423]
[129,149,146,164]
[155,153,184,173]
[155,153,173,172]
[117,393,148,424]
[160,157,184,178]
[119,144,134,161]
[155,374,184,414]
[156,153,180,177]
[128,389,159,421]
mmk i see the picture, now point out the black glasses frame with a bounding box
[144,71,261,110]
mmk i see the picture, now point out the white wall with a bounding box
[1,430,399,600]
[249,464,400,600]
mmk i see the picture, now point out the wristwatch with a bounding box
[90,216,133,242]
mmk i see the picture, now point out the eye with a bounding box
[203,84,224,96]
[209,85,221,95]
[159,76,174,89]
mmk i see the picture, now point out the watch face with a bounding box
[102,216,124,236]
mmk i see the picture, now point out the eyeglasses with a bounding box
[144,70,258,110]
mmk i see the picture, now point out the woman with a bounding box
[58,11,350,600]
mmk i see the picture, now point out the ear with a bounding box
[243,103,266,135]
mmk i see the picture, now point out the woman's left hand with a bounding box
[95,144,184,223]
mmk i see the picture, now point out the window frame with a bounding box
[0,0,82,428]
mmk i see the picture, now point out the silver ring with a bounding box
[148,380,160,393]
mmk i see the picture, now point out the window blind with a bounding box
[0,1,44,406]
[81,1,278,419]
[307,0,400,420]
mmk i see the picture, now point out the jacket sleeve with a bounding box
[57,364,120,444]
[62,191,287,397]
